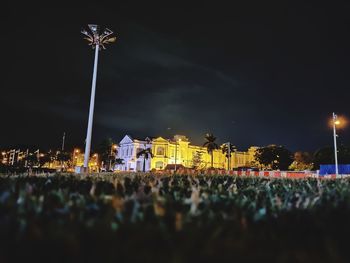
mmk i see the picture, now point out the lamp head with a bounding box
[88,24,99,34]
[82,24,116,49]
[329,114,347,129]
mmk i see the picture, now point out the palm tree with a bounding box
[96,138,116,170]
[203,133,219,168]
[57,151,71,171]
[221,143,236,170]
[136,148,153,172]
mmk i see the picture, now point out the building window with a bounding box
[156,147,165,156]
[155,161,163,169]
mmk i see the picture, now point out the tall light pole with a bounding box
[81,25,116,172]
[61,132,66,151]
[333,112,340,176]
[223,142,235,171]
[109,144,117,171]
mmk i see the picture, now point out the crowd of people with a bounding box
[0,173,350,262]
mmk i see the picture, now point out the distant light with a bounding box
[329,115,347,129]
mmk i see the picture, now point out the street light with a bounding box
[81,24,116,172]
[331,113,347,175]
[223,142,232,171]
[332,112,340,176]
[109,144,118,171]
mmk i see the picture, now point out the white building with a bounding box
[114,135,152,172]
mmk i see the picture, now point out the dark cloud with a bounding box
[2,2,350,152]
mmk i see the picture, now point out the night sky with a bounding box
[2,1,350,152]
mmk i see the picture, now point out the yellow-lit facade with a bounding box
[115,135,258,172]
[72,149,100,172]
[150,136,257,170]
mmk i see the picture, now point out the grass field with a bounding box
[0,173,349,262]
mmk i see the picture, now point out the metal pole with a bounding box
[83,44,100,170]
[60,132,66,171]
[25,149,28,168]
[228,142,230,171]
[62,132,66,151]
[174,142,177,172]
[333,112,339,176]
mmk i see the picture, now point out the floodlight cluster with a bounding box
[81,24,116,49]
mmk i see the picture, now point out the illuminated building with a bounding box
[1,151,8,164]
[115,135,258,172]
[114,135,152,171]
[72,149,99,172]
[0,149,29,166]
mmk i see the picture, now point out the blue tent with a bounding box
[319,164,350,175]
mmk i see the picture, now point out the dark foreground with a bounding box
[0,173,350,263]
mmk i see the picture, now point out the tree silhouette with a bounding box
[203,133,219,168]
[313,145,350,169]
[289,151,313,171]
[192,151,203,169]
[136,148,153,172]
[255,145,293,170]
[96,138,116,170]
